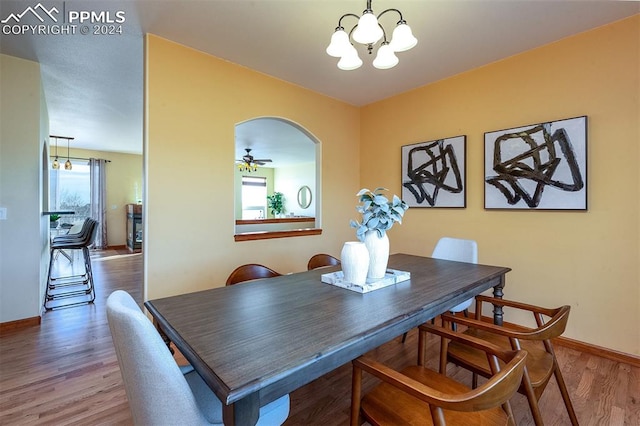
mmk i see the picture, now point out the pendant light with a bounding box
[64,138,72,170]
[51,136,59,169]
[50,135,74,170]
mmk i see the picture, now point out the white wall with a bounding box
[0,54,49,322]
[274,162,316,217]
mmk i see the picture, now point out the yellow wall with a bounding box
[145,35,360,299]
[58,148,143,246]
[361,16,639,355]
[145,17,638,355]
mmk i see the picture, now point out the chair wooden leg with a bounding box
[418,328,426,366]
[553,362,579,425]
[350,366,363,426]
[521,368,544,426]
[429,405,446,426]
[439,340,448,375]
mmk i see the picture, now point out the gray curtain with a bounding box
[90,158,108,249]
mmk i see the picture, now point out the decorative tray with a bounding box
[321,269,410,293]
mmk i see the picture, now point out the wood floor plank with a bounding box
[1,249,638,425]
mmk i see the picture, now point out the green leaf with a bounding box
[367,216,380,228]
[351,187,408,238]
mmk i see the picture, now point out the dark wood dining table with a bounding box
[145,253,510,426]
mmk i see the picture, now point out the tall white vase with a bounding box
[341,242,369,285]
[364,230,389,279]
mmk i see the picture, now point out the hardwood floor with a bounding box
[1,248,638,425]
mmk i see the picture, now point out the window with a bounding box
[241,176,267,219]
[49,162,90,224]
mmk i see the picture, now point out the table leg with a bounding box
[492,275,505,326]
[222,393,259,426]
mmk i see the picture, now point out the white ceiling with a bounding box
[1,0,638,158]
[235,117,316,168]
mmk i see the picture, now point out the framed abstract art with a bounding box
[401,136,466,208]
[484,116,587,210]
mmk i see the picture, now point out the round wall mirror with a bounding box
[297,186,312,209]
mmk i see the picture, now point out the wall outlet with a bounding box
[0,207,7,220]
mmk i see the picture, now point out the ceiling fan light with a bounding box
[326,28,350,57]
[389,22,417,52]
[373,43,399,69]
[353,11,383,45]
[337,45,363,70]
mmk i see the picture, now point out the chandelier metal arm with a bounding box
[376,8,404,22]
[336,13,361,30]
[377,22,389,45]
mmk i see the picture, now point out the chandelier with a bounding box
[326,0,417,70]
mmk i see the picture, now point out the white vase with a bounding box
[363,230,389,279]
[341,242,369,285]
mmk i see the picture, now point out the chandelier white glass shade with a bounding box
[337,45,364,70]
[326,0,417,70]
[372,42,398,69]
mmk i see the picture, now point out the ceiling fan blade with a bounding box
[253,158,272,162]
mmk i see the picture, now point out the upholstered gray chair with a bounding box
[402,237,479,342]
[106,290,290,425]
[432,237,478,313]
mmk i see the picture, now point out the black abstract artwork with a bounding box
[401,136,466,208]
[484,116,587,210]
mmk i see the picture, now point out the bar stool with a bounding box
[44,219,98,310]
[51,219,92,263]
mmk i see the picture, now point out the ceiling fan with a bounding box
[236,148,272,172]
[239,148,272,165]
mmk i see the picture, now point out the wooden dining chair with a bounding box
[438,295,578,426]
[351,323,527,426]
[225,263,282,286]
[307,253,340,270]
